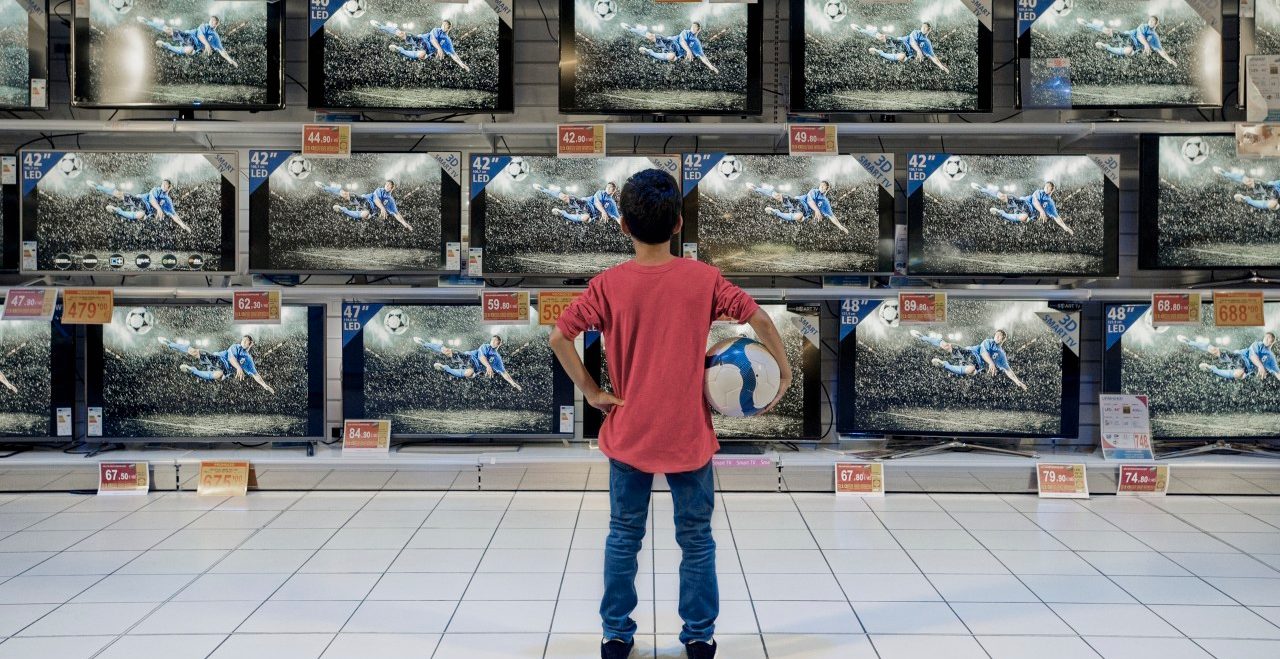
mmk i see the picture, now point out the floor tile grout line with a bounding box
[429,491,518,659]
[720,495,787,659]
[540,490,586,659]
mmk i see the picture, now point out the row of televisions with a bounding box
[0,0,1269,114]
[4,137,1278,277]
[4,296,1278,445]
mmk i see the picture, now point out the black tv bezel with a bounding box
[905,151,1121,278]
[0,0,49,111]
[2,156,18,272]
[340,299,576,440]
[71,0,285,111]
[0,312,76,441]
[558,0,763,116]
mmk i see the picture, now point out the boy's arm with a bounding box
[745,308,792,414]
[549,328,622,413]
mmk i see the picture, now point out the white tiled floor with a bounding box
[0,491,1277,657]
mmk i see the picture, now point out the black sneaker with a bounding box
[686,639,717,658]
[601,637,633,659]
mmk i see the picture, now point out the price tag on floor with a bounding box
[1116,465,1169,497]
[301,123,351,158]
[834,463,884,497]
[1036,463,1088,499]
[557,124,606,158]
[788,124,837,156]
[342,419,391,454]
[98,462,149,495]
[898,292,947,324]
[482,291,530,325]
[1150,292,1201,326]
[61,288,114,325]
[233,290,281,324]
[2,288,56,321]
[197,460,251,496]
[538,290,584,326]
[1213,291,1265,327]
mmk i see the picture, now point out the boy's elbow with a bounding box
[549,328,571,347]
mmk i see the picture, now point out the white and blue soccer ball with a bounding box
[878,300,899,327]
[1049,0,1073,18]
[342,0,366,19]
[594,0,617,21]
[824,0,848,23]
[1181,137,1209,165]
[109,0,134,15]
[57,153,82,179]
[383,308,408,335]
[125,307,154,335]
[716,155,743,180]
[505,157,530,181]
[286,156,312,180]
[704,337,781,418]
[941,156,967,181]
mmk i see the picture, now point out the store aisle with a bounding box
[0,489,1276,658]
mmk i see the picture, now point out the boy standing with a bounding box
[550,170,791,658]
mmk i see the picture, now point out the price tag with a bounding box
[445,242,461,271]
[301,123,351,158]
[197,460,251,496]
[468,247,484,277]
[834,463,885,497]
[2,288,56,321]
[1117,465,1170,496]
[683,243,698,260]
[788,124,838,156]
[1037,463,1089,499]
[559,405,575,434]
[1099,393,1154,461]
[538,290,584,326]
[86,407,102,437]
[557,124,606,158]
[482,291,530,325]
[898,292,947,324]
[1214,291,1266,327]
[61,288,114,325]
[98,462,149,495]
[342,419,391,454]
[232,290,282,324]
[1150,292,1201,326]
[56,407,71,436]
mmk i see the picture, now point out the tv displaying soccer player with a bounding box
[469,155,679,276]
[840,298,1079,438]
[681,153,894,274]
[560,0,761,114]
[1019,0,1222,108]
[341,303,573,437]
[0,318,74,438]
[72,0,283,109]
[791,0,989,113]
[20,150,237,273]
[907,153,1119,277]
[0,0,48,109]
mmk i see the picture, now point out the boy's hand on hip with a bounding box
[587,390,625,415]
[761,373,792,415]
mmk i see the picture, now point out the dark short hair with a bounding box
[385,179,396,188]
[820,180,831,188]
[242,334,254,345]
[922,22,931,30]
[1267,331,1276,342]
[620,169,680,245]
[995,329,1007,339]
[491,334,502,344]
[210,15,220,24]
[162,178,172,187]
[1044,180,1055,189]
[692,21,701,30]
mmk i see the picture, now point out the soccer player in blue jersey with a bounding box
[140,14,239,67]
[1177,332,1280,381]
[85,178,192,233]
[854,22,950,73]
[621,21,719,73]
[1079,15,1176,65]
[1213,166,1280,212]
[971,180,1074,236]
[532,181,621,224]
[373,19,471,71]
[744,180,850,234]
[412,335,523,391]
[314,179,413,231]
[910,328,1029,390]
[156,335,276,393]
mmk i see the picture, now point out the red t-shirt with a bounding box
[557,258,759,474]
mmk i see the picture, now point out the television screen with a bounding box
[248,151,462,274]
[681,153,894,275]
[88,304,326,439]
[1,155,17,271]
[906,152,1119,276]
[1139,134,1280,269]
[838,298,1081,438]
[584,303,822,440]
[559,0,761,115]
[790,0,991,113]
[469,154,680,277]
[0,0,48,109]
[1018,0,1222,109]
[308,0,512,112]
[20,150,238,274]
[72,0,283,109]
[0,316,76,439]
[341,301,574,438]
[1104,301,1280,440]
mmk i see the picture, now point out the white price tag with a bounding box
[467,248,484,277]
[559,405,575,434]
[87,407,103,437]
[445,242,461,271]
[56,407,71,436]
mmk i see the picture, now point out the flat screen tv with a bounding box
[86,303,326,440]
[559,0,762,115]
[248,150,462,274]
[906,152,1119,277]
[469,154,680,277]
[19,150,238,274]
[680,152,894,275]
[584,302,823,441]
[307,0,513,112]
[1104,300,1280,441]
[1017,0,1222,109]
[0,0,49,109]
[341,301,575,439]
[0,315,76,439]
[789,0,991,113]
[72,0,284,109]
[838,297,1082,439]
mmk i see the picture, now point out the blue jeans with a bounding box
[601,459,718,645]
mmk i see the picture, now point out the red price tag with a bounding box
[1151,292,1201,326]
[538,291,584,326]
[898,292,947,324]
[233,290,281,324]
[482,291,530,325]
[1037,463,1089,499]
[197,460,251,497]
[788,124,838,156]
[343,419,391,453]
[1214,290,1266,327]
[98,462,149,495]
[62,288,114,325]
[1117,465,1169,496]
[834,463,884,496]
[2,288,56,321]
[301,123,351,158]
[557,124,606,158]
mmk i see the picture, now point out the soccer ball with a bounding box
[1049,0,1073,18]
[57,154,82,179]
[941,156,967,181]
[1181,137,1209,165]
[716,156,743,180]
[824,0,847,22]
[286,156,312,180]
[125,307,154,335]
[878,301,899,327]
[109,0,134,15]
[342,0,366,19]
[704,337,781,418]
[383,308,408,335]
[505,157,530,182]
[594,0,617,21]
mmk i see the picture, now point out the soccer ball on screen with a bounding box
[125,307,154,335]
[1049,0,1073,18]
[286,157,312,180]
[57,154,82,179]
[594,0,617,21]
[1181,137,1209,165]
[342,0,366,19]
[941,156,967,181]
[824,0,847,23]
[383,308,408,335]
[716,156,743,180]
[704,338,781,418]
[505,157,530,181]
[109,0,134,15]
[878,300,899,327]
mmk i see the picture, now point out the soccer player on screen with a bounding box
[745,180,850,234]
[533,182,621,224]
[621,21,719,73]
[141,14,239,67]
[1213,166,1280,212]
[854,22,950,73]
[412,335,523,391]
[315,180,413,231]
[1079,15,1176,65]
[86,179,192,233]
[156,335,276,393]
[1177,333,1280,381]
[971,181,1073,235]
[910,328,1029,390]
[374,19,472,71]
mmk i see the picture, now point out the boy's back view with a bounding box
[550,169,791,659]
